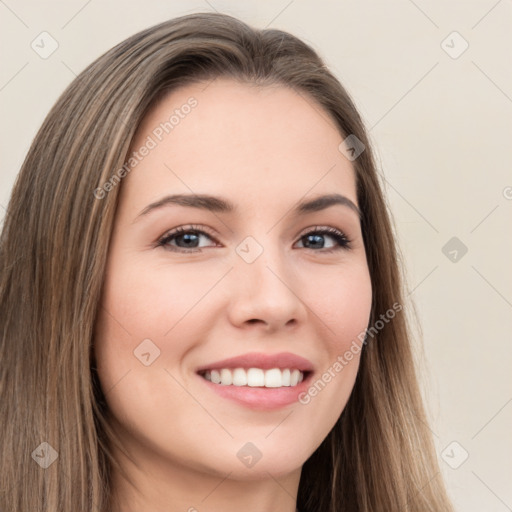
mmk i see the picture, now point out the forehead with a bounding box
[121,78,357,213]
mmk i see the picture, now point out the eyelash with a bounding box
[156,224,351,254]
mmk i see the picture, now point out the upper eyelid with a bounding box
[159,224,217,241]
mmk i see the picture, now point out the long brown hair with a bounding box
[0,12,453,512]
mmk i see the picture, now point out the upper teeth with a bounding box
[202,368,304,387]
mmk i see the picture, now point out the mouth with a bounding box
[197,367,311,388]
[194,351,315,409]
[196,367,313,410]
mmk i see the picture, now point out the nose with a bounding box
[226,241,307,333]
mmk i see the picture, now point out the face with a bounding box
[94,77,372,483]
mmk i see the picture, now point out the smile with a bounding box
[199,367,306,388]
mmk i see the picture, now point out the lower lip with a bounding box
[197,372,313,410]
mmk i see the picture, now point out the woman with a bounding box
[0,12,454,512]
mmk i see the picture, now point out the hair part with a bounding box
[0,12,453,512]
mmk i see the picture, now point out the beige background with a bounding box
[1,1,511,510]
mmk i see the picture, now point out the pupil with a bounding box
[181,233,198,247]
[307,234,323,248]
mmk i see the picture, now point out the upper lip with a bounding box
[196,351,314,373]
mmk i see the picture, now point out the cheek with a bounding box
[93,256,229,399]
[98,257,219,345]
[311,261,373,350]
[92,262,210,452]
[296,262,372,420]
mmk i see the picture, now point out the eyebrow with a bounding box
[134,192,361,222]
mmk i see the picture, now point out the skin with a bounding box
[93,77,373,512]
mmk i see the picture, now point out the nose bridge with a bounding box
[235,232,287,286]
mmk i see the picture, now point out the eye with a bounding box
[295,226,351,253]
[157,225,351,253]
[157,224,219,253]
